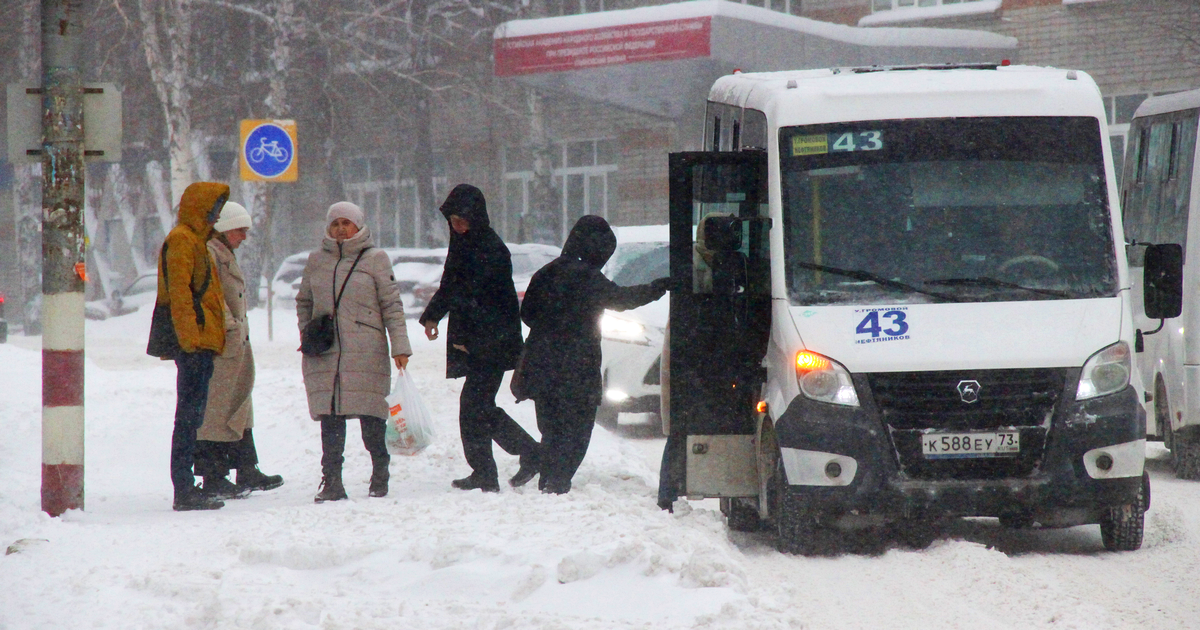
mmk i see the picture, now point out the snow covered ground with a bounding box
[2,306,1200,629]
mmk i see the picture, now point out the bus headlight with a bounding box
[796,350,859,407]
[600,313,648,344]
[1076,341,1131,400]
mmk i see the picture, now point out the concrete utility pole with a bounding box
[40,0,86,517]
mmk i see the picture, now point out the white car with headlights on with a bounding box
[596,226,670,428]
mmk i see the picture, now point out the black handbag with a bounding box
[300,314,335,356]
[300,248,368,357]
[146,243,210,359]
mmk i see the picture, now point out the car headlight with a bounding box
[1076,341,1131,400]
[600,312,648,344]
[796,351,859,407]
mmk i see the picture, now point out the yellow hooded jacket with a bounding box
[156,182,229,354]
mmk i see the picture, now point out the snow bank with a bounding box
[0,308,754,629]
[3,306,1200,628]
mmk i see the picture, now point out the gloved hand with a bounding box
[650,277,673,293]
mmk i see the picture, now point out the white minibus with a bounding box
[662,64,1150,554]
[1123,88,1199,478]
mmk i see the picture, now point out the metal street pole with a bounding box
[40,0,86,516]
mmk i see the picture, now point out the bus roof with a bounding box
[709,65,1106,128]
[1133,88,1200,119]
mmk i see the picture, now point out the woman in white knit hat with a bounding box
[297,201,412,502]
[194,201,284,498]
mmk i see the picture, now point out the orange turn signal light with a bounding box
[756,400,768,414]
[795,351,830,373]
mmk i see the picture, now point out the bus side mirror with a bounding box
[1144,243,1183,320]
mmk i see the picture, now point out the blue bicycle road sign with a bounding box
[243,123,294,179]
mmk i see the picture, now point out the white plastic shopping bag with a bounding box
[385,369,436,456]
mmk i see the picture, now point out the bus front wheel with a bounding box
[1099,472,1147,552]
[770,458,833,555]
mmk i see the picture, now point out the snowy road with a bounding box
[2,307,1199,629]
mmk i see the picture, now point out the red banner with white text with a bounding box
[495,17,712,76]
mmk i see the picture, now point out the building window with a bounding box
[342,156,404,248]
[503,138,618,243]
[341,155,450,247]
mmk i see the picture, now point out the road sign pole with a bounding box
[239,120,296,342]
[40,0,87,517]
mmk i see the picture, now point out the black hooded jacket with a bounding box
[520,215,667,405]
[420,184,523,378]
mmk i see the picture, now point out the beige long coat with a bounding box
[198,237,254,442]
[297,227,411,420]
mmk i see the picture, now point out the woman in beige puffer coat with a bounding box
[194,202,284,499]
[298,201,412,502]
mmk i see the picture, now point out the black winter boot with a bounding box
[174,485,225,511]
[238,466,284,492]
[509,452,539,488]
[314,472,347,503]
[451,474,500,493]
[201,475,251,499]
[369,457,390,498]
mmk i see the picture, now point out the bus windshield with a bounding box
[780,117,1117,306]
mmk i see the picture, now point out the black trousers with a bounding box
[170,351,215,496]
[534,395,597,493]
[460,362,537,482]
[195,428,262,478]
[320,415,388,478]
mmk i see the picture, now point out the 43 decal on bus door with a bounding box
[854,308,910,345]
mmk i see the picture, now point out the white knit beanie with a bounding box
[327,201,365,229]
[213,201,251,233]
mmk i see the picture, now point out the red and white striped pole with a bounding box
[40,0,86,516]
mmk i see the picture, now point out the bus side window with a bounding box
[1136,126,1150,183]
[742,109,767,150]
[1167,121,1181,181]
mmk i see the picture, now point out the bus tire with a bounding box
[1157,379,1173,452]
[1099,472,1147,552]
[770,459,828,555]
[723,498,764,532]
[1174,434,1200,481]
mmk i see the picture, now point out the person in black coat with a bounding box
[520,215,669,494]
[420,184,538,492]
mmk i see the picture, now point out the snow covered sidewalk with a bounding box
[0,309,757,629]
[2,307,1199,629]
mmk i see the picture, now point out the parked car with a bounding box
[509,243,562,300]
[271,251,311,308]
[276,248,450,312]
[84,272,159,320]
[411,242,561,307]
[386,248,448,311]
[596,225,670,428]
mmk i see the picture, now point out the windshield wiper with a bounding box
[794,262,962,302]
[924,276,1071,298]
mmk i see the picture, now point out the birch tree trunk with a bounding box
[136,0,197,210]
[527,89,561,245]
[14,1,42,333]
[239,0,296,309]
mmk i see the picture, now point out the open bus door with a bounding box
[661,151,772,512]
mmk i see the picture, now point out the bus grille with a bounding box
[866,368,1067,480]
